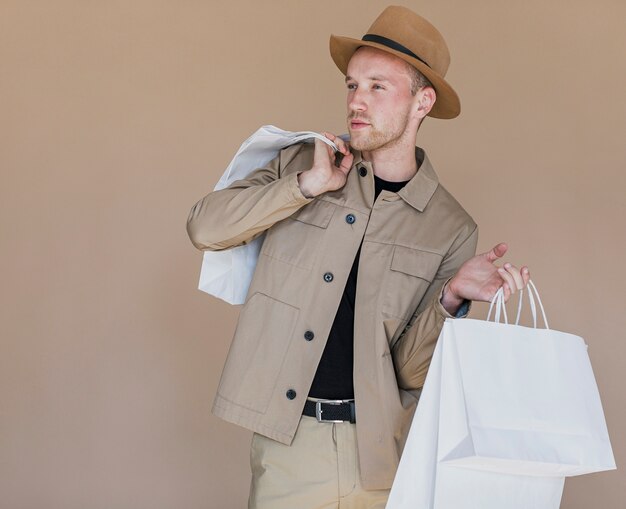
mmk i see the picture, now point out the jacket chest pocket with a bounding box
[382,245,443,320]
[261,199,335,269]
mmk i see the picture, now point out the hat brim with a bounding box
[329,35,460,119]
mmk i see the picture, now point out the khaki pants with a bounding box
[249,415,390,509]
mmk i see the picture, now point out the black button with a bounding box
[345,214,356,224]
[304,330,315,341]
[286,389,297,400]
[358,166,367,177]
[323,272,334,282]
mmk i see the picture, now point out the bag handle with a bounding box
[486,280,550,329]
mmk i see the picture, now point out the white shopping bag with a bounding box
[198,125,343,305]
[386,281,616,509]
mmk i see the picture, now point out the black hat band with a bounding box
[361,34,431,69]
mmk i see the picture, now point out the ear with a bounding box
[415,86,436,119]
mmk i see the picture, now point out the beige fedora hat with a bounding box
[330,5,460,119]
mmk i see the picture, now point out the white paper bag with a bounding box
[198,125,342,305]
[386,282,616,509]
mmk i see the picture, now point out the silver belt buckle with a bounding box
[315,399,348,423]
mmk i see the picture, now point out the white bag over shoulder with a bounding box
[386,281,616,509]
[197,125,342,305]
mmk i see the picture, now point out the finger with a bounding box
[334,137,350,155]
[338,152,354,175]
[503,263,524,291]
[497,266,516,297]
[522,266,530,286]
[320,131,347,154]
[485,242,508,263]
[314,137,334,163]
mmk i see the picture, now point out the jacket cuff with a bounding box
[436,278,472,319]
[286,172,314,204]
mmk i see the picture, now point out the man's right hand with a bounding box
[297,132,354,198]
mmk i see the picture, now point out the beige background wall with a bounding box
[1,1,624,508]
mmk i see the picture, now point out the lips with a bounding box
[350,120,370,129]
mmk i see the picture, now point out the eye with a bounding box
[346,83,357,90]
[373,84,385,90]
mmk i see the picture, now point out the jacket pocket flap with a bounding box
[290,199,334,228]
[390,246,442,282]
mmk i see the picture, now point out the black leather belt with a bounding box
[303,399,356,423]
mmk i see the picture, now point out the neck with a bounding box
[362,133,418,182]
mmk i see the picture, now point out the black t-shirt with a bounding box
[308,174,409,399]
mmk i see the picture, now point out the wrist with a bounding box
[440,279,465,315]
[297,170,322,198]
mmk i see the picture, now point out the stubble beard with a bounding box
[347,111,411,152]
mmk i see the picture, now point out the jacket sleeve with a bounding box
[186,144,313,251]
[391,224,479,390]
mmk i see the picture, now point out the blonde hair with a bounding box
[405,62,433,95]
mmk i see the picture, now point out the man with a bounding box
[187,6,529,509]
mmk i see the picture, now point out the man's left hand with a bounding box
[440,242,530,315]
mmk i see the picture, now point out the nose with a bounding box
[348,87,367,113]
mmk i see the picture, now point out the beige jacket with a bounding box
[187,143,478,489]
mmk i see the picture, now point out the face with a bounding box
[345,47,419,153]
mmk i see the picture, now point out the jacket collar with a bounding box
[352,147,439,212]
